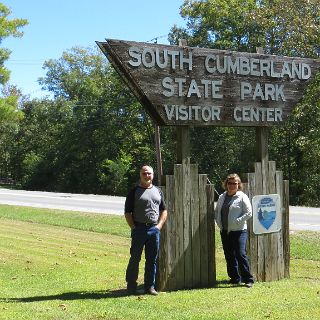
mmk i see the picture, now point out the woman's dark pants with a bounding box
[220,229,254,284]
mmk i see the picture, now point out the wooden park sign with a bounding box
[97,39,320,127]
[97,39,319,289]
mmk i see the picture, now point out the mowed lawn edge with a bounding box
[0,205,319,320]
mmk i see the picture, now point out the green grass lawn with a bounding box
[0,204,319,320]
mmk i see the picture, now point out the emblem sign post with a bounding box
[252,194,281,234]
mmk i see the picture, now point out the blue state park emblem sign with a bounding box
[252,194,281,234]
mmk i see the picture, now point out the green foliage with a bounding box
[269,72,320,205]
[285,73,320,205]
[0,4,27,182]
[0,95,22,124]
[172,0,259,51]
[99,151,133,195]
[190,126,256,189]
[168,0,320,205]
[251,0,320,57]
[12,99,72,190]
[0,3,28,84]
[20,151,41,186]
[0,94,24,182]
[171,0,320,58]
[39,46,109,100]
[11,47,155,194]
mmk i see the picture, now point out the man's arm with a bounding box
[156,209,168,230]
[125,212,135,229]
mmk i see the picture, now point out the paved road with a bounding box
[0,188,125,214]
[0,188,319,231]
[288,206,320,232]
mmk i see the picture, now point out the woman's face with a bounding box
[226,178,239,195]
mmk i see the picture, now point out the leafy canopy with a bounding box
[170,0,320,57]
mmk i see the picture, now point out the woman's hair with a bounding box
[222,173,243,191]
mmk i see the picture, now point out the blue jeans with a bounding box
[220,230,254,283]
[126,225,160,290]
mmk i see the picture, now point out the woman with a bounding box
[215,173,254,287]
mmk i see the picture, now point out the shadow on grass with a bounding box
[1,282,248,303]
[212,280,250,289]
[0,288,133,303]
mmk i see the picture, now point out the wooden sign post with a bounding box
[97,39,320,127]
[97,39,320,289]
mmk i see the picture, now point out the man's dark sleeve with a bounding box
[158,188,166,211]
[124,187,136,213]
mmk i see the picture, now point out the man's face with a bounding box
[140,166,154,186]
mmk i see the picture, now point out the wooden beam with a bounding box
[154,124,163,185]
[255,48,269,164]
[176,39,191,163]
[176,126,190,163]
[256,127,269,163]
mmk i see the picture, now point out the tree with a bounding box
[270,73,320,205]
[170,0,320,57]
[168,0,320,204]
[0,3,28,84]
[14,47,156,194]
[251,0,320,57]
[0,91,23,181]
[170,0,259,52]
[0,3,27,182]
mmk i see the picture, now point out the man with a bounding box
[124,165,168,295]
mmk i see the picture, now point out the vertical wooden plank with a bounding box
[157,184,166,291]
[243,180,251,248]
[176,127,190,163]
[174,164,184,289]
[182,158,192,288]
[155,124,163,186]
[262,161,270,281]
[254,162,263,193]
[261,159,268,194]
[166,175,176,291]
[283,180,290,278]
[157,184,167,291]
[254,162,265,282]
[264,231,273,282]
[275,171,283,202]
[191,165,200,287]
[265,161,276,281]
[199,174,208,287]
[245,174,258,281]
[276,170,285,280]
[268,161,276,193]
[256,127,269,164]
[206,183,216,286]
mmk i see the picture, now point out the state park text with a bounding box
[128,46,312,124]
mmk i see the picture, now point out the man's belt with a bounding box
[134,221,157,227]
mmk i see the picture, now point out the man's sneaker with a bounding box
[245,282,253,288]
[145,287,158,296]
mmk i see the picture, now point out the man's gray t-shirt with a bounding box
[124,185,166,223]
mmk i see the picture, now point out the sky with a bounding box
[2,0,186,98]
